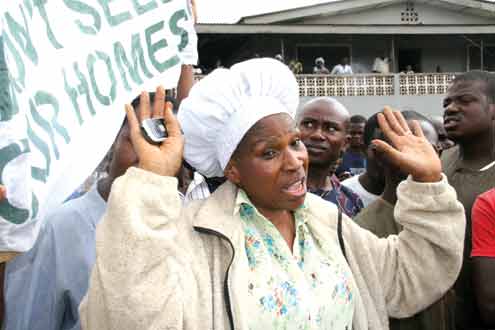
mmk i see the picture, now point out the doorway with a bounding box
[398,49,422,73]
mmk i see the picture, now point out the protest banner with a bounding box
[0,0,197,252]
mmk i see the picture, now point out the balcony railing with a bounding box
[398,73,456,96]
[296,74,394,97]
[193,73,457,97]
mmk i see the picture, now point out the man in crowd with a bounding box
[336,114,367,178]
[471,189,495,328]
[3,91,174,330]
[356,110,455,330]
[331,57,353,75]
[298,97,363,218]
[431,115,455,155]
[341,114,385,208]
[441,70,495,330]
[313,57,330,74]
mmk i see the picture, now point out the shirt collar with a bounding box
[233,188,309,225]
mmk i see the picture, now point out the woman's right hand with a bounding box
[125,87,184,177]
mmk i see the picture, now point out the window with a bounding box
[467,45,495,72]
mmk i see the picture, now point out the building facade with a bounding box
[196,0,495,116]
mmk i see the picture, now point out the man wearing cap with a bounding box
[313,57,330,74]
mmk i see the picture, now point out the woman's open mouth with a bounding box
[282,177,307,197]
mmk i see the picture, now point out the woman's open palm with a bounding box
[373,107,442,182]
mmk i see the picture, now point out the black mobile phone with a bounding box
[141,118,168,145]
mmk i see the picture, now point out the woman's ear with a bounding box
[224,160,241,185]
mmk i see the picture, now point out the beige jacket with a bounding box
[80,167,465,330]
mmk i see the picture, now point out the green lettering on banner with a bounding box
[0,140,38,224]
[1,76,21,122]
[145,21,180,73]
[34,91,71,145]
[63,0,102,35]
[2,33,26,91]
[132,0,157,15]
[169,9,188,52]
[30,99,61,159]
[23,0,33,16]
[26,115,51,182]
[0,36,18,121]
[4,7,38,65]
[160,0,172,3]
[87,51,117,106]
[33,0,64,49]
[114,34,153,91]
[97,0,132,27]
[63,62,96,124]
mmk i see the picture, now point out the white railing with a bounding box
[193,73,457,97]
[398,73,456,96]
[296,74,394,97]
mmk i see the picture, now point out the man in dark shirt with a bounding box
[337,115,367,179]
[298,97,363,218]
[441,70,495,330]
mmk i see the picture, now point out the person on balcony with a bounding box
[313,57,330,74]
[400,65,415,74]
[441,70,495,330]
[298,97,364,218]
[331,57,353,75]
[372,55,391,74]
[289,59,303,74]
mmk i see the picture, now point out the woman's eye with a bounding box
[262,150,277,159]
[304,122,313,129]
[326,127,337,133]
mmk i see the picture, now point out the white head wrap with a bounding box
[178,58,299,178]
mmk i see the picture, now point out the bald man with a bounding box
[298,97,364,218]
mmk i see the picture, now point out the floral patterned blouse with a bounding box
[236,189,355,330]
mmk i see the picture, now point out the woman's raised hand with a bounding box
[125,86,184,177]
[373,107,442,183]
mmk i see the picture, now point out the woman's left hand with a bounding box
[373,107,442,183]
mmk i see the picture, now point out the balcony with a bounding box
[194,72,456,97]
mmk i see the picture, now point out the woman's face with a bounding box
[226,113,309,212]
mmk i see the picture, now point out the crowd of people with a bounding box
[0,57,494,330]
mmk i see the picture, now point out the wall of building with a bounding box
[303,2,494,25]
[299,94,446,119]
